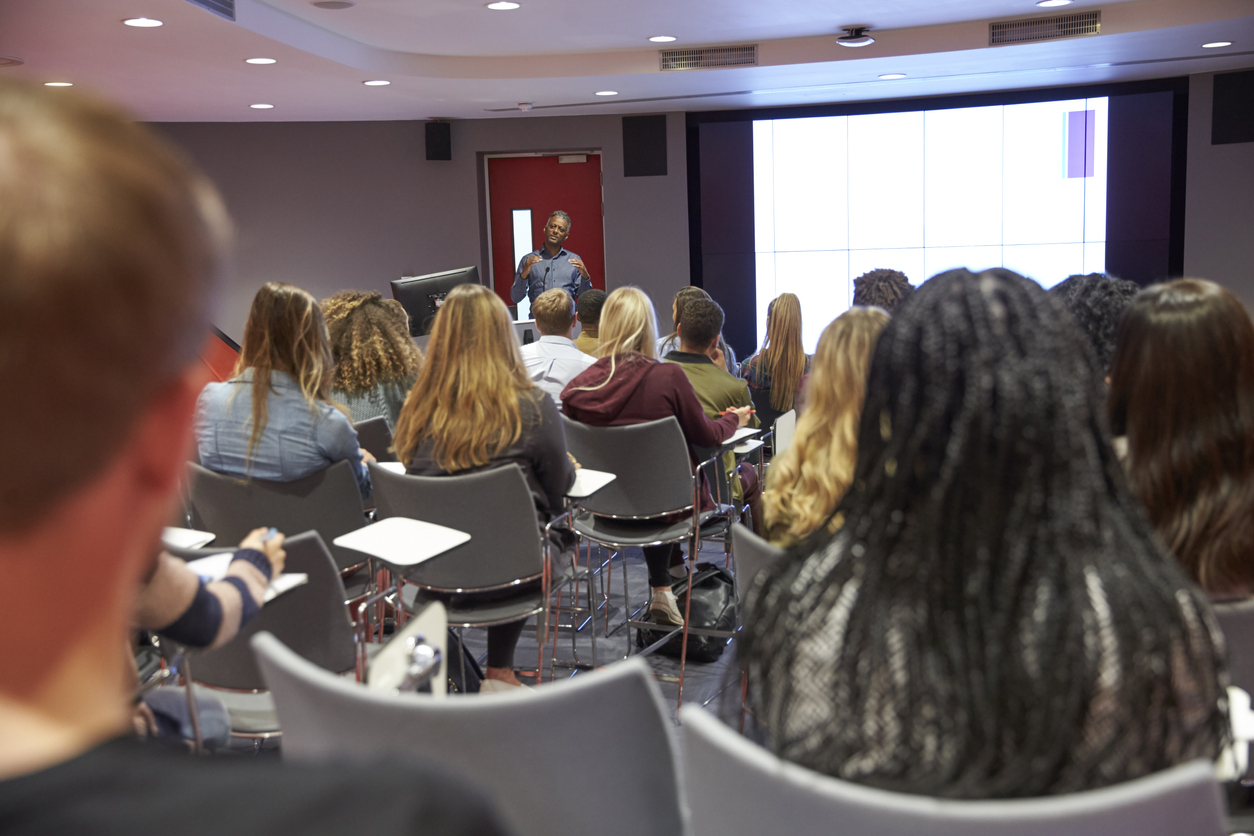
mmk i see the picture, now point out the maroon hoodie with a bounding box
[562,354,739,510]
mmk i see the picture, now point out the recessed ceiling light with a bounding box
[595,90,618,96]
[649,36,677,43]
[363,79,391,86]
[122,17,163,27]
[486,1,520,8]
[245,57,277,64]
[1036,0,1072,7]
[1202,41,1234,48]
[311,1,354,8]
[836,26,875,47]
[44,82,74,87]
[878,73,906,80]
[250,103,275,109]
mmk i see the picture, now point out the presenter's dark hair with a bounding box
[577,288,607,326]
[548,210,572,231]
[0,80,227,531]
[678,298,724,350]
[743,268,1228,798]
[1050,272,1140,371]
[852,268,912,312]
[1109,278,1254,595]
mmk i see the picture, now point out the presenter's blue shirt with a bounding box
[510,246,593,305]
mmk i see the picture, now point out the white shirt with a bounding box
[520,335,596,406]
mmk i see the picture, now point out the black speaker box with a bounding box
[1213,70,1254,145]
[426,121,452,161]
[622,114,667,177]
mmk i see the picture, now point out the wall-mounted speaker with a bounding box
[1213,70,1254,146]
[426,121,452,161]
[622,114,667,177]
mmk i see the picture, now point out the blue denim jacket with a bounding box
[195,369,370,497]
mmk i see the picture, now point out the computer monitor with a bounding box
[390,266,480,337]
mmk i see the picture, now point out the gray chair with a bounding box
[1214,599,1254,696]
[185,460,370,596]
[252,635,686,836]
[680,706,1226,836]
[369,462,557,678]
[175,530,356,739]
[729,523,784,600]
[562,415,724,703]
[354,415,397,463]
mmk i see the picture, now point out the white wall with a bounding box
[158,112,689,342]
[1184,72,1254,307]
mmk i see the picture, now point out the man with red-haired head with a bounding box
[0,80,505,835]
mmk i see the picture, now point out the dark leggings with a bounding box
[642,543,683,588]
[486,619,527,669]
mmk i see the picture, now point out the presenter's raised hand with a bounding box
[520,254,542,279]
[568,256,590,280]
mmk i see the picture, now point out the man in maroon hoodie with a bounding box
[561,287,752,626]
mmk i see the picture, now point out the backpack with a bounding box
[636,562,736,663]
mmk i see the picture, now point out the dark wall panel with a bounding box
[1106,90,1177,284]
[698,121,756,357]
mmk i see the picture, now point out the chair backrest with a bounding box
[186,460,367,573]
[680,707,1225,836]
[354,415,397,463]
[773,409,797,455]
[369,462,543,591]
[561,415,695,518]
[747,386,783,434]
[191,531,355,690]
[253,635,686,836]
[730,524,784,598]
[1214,599,1254,695]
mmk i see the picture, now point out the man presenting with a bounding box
[510,210,593,309]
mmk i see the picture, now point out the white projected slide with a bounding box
[753,98,1107,351]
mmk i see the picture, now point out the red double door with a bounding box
[487,155,605,307]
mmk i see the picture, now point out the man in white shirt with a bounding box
[520,288,595,406]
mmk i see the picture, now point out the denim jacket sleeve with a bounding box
[315,405,371,498]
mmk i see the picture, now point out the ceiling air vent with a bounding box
[659,45,758,71]
[184,0,235,21]
[989,10,1100,45]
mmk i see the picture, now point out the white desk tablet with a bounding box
[333,517,471,568]
[733,439,765,456]
[567,468,616,499]
[162,527,215,550]
[725,427,761,446]
[376,461,407,475]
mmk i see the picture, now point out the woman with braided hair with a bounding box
[322,290,423,431]
[742,268,1229,798]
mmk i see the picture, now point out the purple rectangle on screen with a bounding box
[1066,109,1095,178]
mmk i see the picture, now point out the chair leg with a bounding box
[739,671,750,733]
[587,565,599,668]
[457,626,468,694]
[676,532,700,711]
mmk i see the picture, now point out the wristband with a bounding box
[161,579,221,648]
[230,547,273,581]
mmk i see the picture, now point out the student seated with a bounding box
[519,287,595,406]
[196,282,375,498]
[1109,279,1254,598]
[562,287,752,626]
[322,290,423,432]
[762,306,888,548]
[852,267,914,312]
[657,286,738,373]
[393,283,575,693]
[740,292,809,429]
[1049,272,1140,375]
[574,288,606,355]
[0,78,505,835]
[742,269,1228,798]
[662,298,763,533]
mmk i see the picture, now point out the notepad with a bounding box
[567,468,616,499]
[725,427,760,445]
[333,517,471,568]
[162,527,215,550]
[184,553,308,603]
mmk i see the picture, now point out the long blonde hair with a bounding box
[234,282,335,464]
[392,283,534,471]
[570,286,658,394]
[754,293,806,412]
[763,306,889,547]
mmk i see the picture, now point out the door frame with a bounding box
[483,150,606,300]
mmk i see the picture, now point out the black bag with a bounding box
[446,629,483,694]
[636,562,736,663]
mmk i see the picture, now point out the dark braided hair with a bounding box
[852,268,913,312]
[742,268,1228,799]
[1050,272,1141,371]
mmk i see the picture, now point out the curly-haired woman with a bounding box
[322,290,423,431]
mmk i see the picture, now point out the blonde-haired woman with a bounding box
[762,307,889,547]
[741,292,809,428]
[196,282,374,497]
[393,282,575,693]
[562,287,752,625]
[322,290,423,431]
